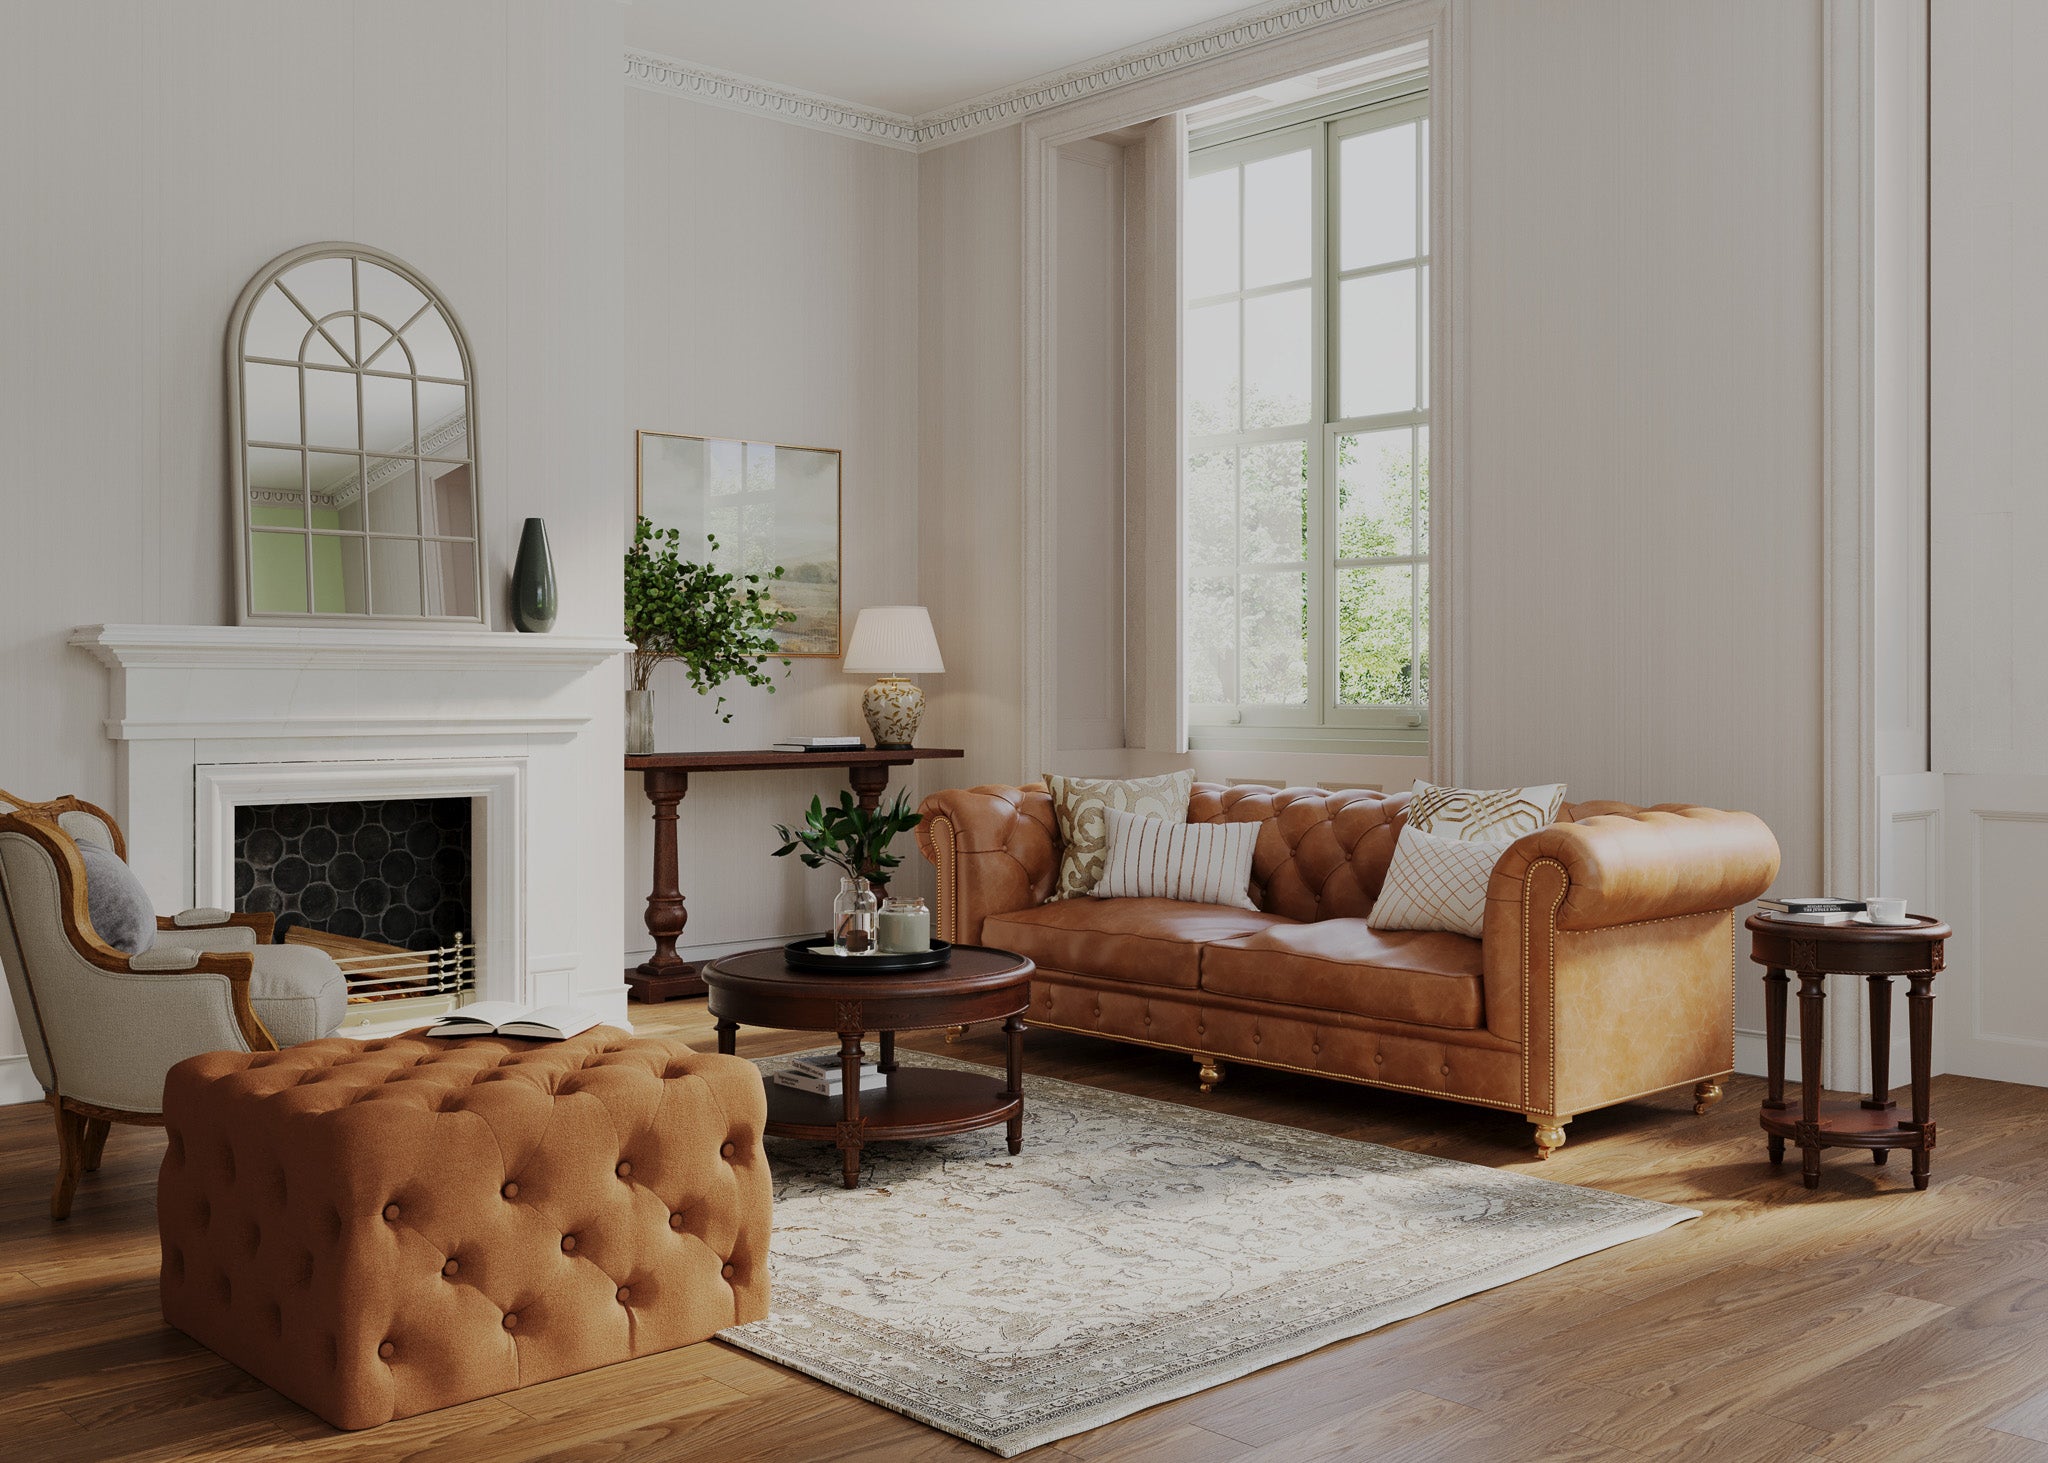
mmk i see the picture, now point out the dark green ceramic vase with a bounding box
[511,517,558,633]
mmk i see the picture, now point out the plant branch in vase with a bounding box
[773,791,922,952]
[624,516,795,752]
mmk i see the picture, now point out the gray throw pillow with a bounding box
[77,842,156,957]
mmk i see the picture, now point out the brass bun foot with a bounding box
[1693,1079,1725,1116]
[944,1024,969,1044]
[1531,1119,1568,1160]
[1195,1056,1225,1094]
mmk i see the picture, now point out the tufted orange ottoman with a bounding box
[156,1027,771,1430]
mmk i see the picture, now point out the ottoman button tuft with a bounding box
[616,1160,632,1179]
[561,1234,577,1253]
[720,1142,736,1160]
[721,1262,736,1280]
[503,1312,518,1331]
[669,1212,686,1231]
[442,1259,458,1278]
[616,1286,631,1304]
[382,1203,401,1222]
[378,1341,395,1360]
[502,1181,519,1200]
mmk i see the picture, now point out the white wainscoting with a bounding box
[1942,775,2048,1086]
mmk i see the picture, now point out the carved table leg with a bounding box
[1195,1055,1225,1093]
[878,1030,897,1074]
[1004,1015,1026,1155]
[1797,971,1827,1190]
[1764,966,1788,1164]
[715,1018,738,1056]
[837,1029,866,1190]
[1909,973,1935,1190]
[628,768,705,1001]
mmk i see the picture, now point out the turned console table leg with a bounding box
[629,767,705,1001]
[1797,971,1827,1190]
[846,763,894,900]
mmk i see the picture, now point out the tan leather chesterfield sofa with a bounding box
[917,782,1779,1157]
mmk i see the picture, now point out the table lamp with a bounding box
[842,605,945,748]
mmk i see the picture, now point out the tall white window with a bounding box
[1184,80,1429,752]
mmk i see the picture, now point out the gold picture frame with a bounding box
[635,428,844,658]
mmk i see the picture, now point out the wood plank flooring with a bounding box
[3,1002,2045,1461]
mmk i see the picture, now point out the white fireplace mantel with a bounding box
[71,622,633,1025]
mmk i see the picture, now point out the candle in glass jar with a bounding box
[878,897,931,954]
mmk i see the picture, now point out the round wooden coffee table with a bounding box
[701,944,1035,1189]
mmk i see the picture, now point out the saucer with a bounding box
[1851,912,1914,927]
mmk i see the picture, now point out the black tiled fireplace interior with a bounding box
[235,799,472,950]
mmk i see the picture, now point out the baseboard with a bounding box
[0,1052,43,1108]
[627,931,814,966]
[1736,1029,1916,1084]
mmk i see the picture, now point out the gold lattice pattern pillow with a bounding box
[1042,769,1195,901]
[1366,825,1507,938]
[1405,779,1565,843]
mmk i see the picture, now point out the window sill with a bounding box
[1188,724,1428,757]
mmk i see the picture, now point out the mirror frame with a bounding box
[226,241,485,628]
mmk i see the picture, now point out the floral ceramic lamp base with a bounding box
[861,676,925,749]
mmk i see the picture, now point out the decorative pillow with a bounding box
[78,841,156,956]
[1406,779,1565,843]
[1366,825,1507,938]
[1093,808,1259,910]
[1043,769,1196,900]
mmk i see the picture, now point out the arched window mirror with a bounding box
[228,243,484,625]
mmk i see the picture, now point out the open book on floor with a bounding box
[424,1001,601,1041]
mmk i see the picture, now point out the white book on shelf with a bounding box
[772,1069,889,1097]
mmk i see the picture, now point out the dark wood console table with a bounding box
[624,747,963,1002]
[1745,913,1951,1191]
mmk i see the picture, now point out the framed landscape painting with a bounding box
[635,429,842,657]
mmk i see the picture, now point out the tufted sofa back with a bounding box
[1186,783,1602,923]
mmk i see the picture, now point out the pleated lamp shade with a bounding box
[842,606,945,675]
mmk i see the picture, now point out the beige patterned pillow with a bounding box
[1406,779,1565,843]
[1093,808,1259,910]
[1366,825,1506,938]
[1043,769,1196,901]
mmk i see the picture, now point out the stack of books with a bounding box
[771,1051,888,1097]
[1757,897,1866,925]
[773,735,865,752]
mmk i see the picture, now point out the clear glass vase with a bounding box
[626,685,654,755]
[834,875,878,955]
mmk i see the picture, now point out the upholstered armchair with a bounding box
[0,793,347,1218]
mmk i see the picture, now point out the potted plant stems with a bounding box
[772,791,922,954]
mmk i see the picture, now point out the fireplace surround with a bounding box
[68,622,632,1048]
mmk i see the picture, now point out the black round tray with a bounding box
[783,937,953,975]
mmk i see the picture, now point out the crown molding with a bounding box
[623,0,1403,153]
[622,50,920,150]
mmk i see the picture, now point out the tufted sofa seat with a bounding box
[157,1027,771,1430]
[919,782,1780,1158]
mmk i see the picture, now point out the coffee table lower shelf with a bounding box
[766,1067,1021,1145]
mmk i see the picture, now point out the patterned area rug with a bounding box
[721,1051,1696,1457]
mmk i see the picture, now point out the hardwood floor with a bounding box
[4,1002,2046,1461]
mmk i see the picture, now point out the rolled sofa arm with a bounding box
[1482,803,1780,1118]
[916,784,1058,944]
[1488,804,1781,932]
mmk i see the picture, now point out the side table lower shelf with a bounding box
[1760,1097,1934,1166]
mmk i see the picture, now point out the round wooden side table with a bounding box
[1745,914,1950,1190]
[701,945,1035,1190]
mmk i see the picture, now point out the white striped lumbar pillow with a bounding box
[1092,807,1260,910]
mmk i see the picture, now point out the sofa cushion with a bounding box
[1200,918,1486,1030]
[983,898,1293,989]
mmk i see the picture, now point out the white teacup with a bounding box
[1864,896,1909,925]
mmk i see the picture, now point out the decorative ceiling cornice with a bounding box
[623,0,1400,153]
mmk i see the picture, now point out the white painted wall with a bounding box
[621,81,923,963]
[0,0,626,1101]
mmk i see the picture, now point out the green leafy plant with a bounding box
[772,790,922,884]
[625,516,795,721]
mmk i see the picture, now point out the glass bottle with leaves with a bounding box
[773,791,923,950]
[623,516,795,750]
